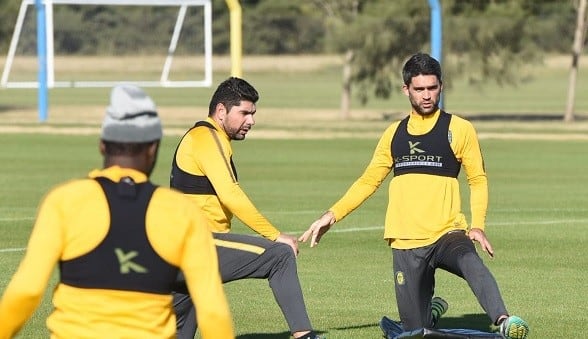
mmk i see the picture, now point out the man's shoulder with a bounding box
[184,121,225,141]
[154,186,192,203]
[178,123,218,149]
[385,119,404,133]
[39,178,99,205]
[447,112,475,129]
[50,177,97,195]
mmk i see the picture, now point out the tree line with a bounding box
[0,0,585,119]
[0,0,578,56]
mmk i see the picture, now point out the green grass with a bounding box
[1,55,588,115]
[1,54,586,338]
[1,134,586,338]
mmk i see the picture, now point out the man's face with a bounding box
[221,100,256,140]
[402,74,442,116]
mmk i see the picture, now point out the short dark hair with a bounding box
[102,140,157,156]
[402,53,442,86]
[208,77,259,116]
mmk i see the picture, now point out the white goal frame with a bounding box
[1,0,213,88]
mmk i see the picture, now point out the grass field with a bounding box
[1,54,587,338]
[0,133,587,338]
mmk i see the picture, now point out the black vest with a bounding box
[391,111,461,178]
[60,177,179,294]
[170,121,237,195]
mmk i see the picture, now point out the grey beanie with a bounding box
[101,84,163,143]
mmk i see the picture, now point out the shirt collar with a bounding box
[409,109,441,121]
[88,166,148,183]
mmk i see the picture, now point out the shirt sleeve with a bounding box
[0,188,65,338]
[330,124,395,221]
[453,119,488,230]
[196,130,281,240]
[181,208,234,339]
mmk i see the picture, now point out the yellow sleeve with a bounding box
[194,129,281,240]
[330,124,396,221]
[181,208,234,339]
[452,117,488,230]
[146,188,235,338]
[0,186,66,338]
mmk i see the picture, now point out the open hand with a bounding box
[469,228,494,258]
[299,211,336,247]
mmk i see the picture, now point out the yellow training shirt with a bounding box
[172,117,281,240]
[0,166,234,339]
[330,110,488,249]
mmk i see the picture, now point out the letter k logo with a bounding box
[115,248,148,274]
[408,141,425,155]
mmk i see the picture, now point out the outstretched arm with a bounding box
[300,125,397,248]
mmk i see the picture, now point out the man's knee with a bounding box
[271,242,297,261]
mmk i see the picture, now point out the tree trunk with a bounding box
[564,0,588,122]
[340,49,354,120]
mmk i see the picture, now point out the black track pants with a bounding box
[392,231,508,331]
[173,232,312,339]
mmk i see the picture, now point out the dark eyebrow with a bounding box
[239,108,256,115]
[413,84,439,90]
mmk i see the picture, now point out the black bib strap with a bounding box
[170,120,237,195]
[391,111,461,178]
[60,177,179,294]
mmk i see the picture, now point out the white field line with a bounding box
[1,218,586,254]
[328,218,588,233]
[0,217,34,222]
[0,248,26,253]
[266,207,588,215]
[1,125,588,140]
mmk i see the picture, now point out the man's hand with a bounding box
[276,233,299,257]
[468,228,494,258]
[299,211,336,247]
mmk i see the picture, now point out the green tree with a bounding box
[318,0,579,117]
[565,0,588,122]
[314,0,430,118]
[349,1,430,105]
[312,0,367,119]
[244,0,324,54]
[0,0,22,53]
[444,0,542,87]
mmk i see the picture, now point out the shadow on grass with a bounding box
[230,315,495,338]
[332,322,381,331]
[438,313,495,332]
[236,322,380,338]
[0,105,25,113]
[211,314,491,339]
[237,332,291,339]
[237,330,329,339]
[378,313,495,332]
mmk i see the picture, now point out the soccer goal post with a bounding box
[1,0,213,89]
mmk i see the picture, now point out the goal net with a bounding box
[1,0,212,88]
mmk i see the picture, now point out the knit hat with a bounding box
[101,84,163,143]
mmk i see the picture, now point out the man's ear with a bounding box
[402,84,410,96]
[99,140,106,155]
[216,102,227,120]
[148,141,160,158]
